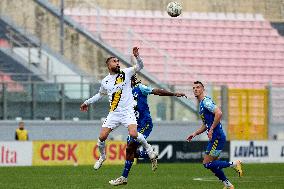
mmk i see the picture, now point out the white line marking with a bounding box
[193,176,281,183]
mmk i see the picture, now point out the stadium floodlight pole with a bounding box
[60,0,64,55]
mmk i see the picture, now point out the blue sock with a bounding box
[122,160,133,178]
[210,167,227,182]
[204,163,228,182]
[204,160,231,170]
[137,150,149,159]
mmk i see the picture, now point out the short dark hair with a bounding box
[106,56,116,64]
[193,81,204,88]
[131,74,141,85]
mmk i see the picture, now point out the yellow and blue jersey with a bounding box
[132,83,153,128]
[127,84,153,144]
[199,96,225,139]
[200,96,226,157]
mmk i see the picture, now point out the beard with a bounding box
[111,66,120,73]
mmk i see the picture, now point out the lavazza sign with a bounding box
[230,141,284,163]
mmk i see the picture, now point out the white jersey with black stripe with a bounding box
[99,67,136,112]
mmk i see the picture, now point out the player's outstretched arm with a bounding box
[80,103,89,112]
[152,88,187,97]
[80,92,104,112]
[133,47,144,72]
[187,124,206,142]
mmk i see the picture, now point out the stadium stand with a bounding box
[0,49,43,82]
[49,0,284,22]
[0,39,9,48]
[66,9,284,88]
[0,71,23,92]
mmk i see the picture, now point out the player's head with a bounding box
[193,81,204,98]
[106,56,120,74]
[18,121,25,129]
[131,74,141,87]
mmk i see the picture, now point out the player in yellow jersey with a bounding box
[80,47,157,174]
[15,121,29,141]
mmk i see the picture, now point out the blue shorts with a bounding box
[127,120,153,144]
[205,137,225,157]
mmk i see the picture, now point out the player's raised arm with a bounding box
[133,47,144,72]
[187,124,207,142]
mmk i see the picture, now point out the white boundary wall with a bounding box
[1,140,284,166]
[0,142,32,166]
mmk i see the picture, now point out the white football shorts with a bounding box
[102,109,137,129]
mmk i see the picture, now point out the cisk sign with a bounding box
[231,141,284,163]
[33,141,127,166]
[0,142,32,166]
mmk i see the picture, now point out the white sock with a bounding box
[223,179,233,187]
[136,133,152,153]
[229,161,236,167]
[97,139,106,159]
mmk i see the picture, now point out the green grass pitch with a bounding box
[0,163,283,189]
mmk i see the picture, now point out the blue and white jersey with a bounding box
[132,83,153,127]
[199,96,225,139]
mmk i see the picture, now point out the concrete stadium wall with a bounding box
[1,120,283,141]
[0,120,205,141]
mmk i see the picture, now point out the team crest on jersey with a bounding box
[110,71,125,111]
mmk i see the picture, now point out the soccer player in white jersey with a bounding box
[80,47,157,172]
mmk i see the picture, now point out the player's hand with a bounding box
[133,47,139,57]
[174,92,187,98]
[80,103,89,112]
[187,133,196,142]
[208,129,213,141]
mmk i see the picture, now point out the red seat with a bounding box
[66,8,284,88]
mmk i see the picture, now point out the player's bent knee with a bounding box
[129,131,138,138]
[99,135,107,141]
[99,131,111,141]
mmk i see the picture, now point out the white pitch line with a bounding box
[193,177,280,183]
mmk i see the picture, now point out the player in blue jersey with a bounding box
[187,81,243,189]
[109,74,186,186]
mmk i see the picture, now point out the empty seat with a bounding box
[66,9,284,88]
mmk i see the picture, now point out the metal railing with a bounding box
[0,0,199,113]
[0,80,197,121]
[5,28,52,80]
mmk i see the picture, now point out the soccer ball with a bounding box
[167,1,182,17]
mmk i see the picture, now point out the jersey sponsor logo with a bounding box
[139,123,150,134]
[110,71,125,111]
